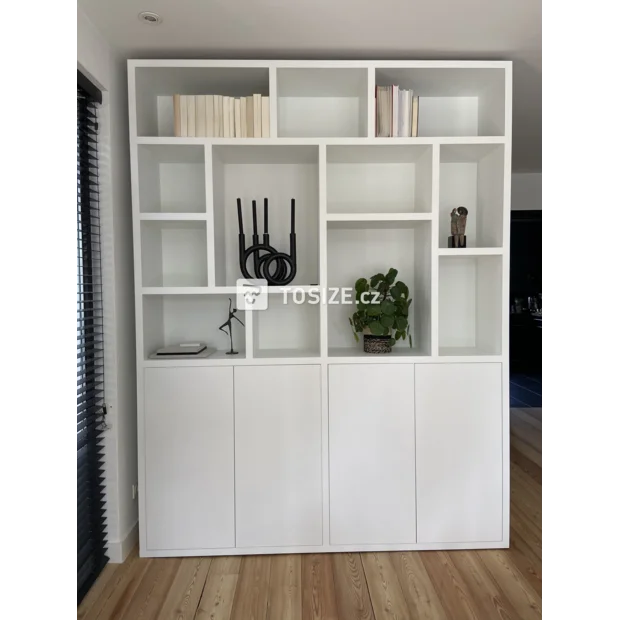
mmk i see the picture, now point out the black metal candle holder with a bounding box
[237,198,297,286]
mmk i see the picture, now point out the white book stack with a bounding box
[173,93,270,138]
[375,85,419,137]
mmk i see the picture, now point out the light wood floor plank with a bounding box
[78,561,125,620]
[120,557,181,620]
[361,552,413,620]
[230,555,271,620]
[511,435,542,467]
[392,551,447,620]
[267,554,302,620]
[156,557,211,620]
[448,551,520,620]
[476,550,542,620]
[420,551,479,620]
[332,553,375,620]
[505,530,543,597]
[511,407,542,431]
[302,553,339,620]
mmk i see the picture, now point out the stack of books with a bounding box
[173,94,270,138]
[375,86,419,137]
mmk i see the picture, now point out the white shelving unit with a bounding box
[129,59,512,558]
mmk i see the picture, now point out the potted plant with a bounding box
[349,268,412,354]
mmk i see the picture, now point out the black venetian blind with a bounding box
[77,74,108,604]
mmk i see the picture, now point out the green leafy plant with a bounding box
[349,268,412,348]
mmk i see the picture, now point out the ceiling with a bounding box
[78,0,541,172]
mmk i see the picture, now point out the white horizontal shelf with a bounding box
[140,213,207,221]
[437,248,504,256]
[253,348,321,359]
[327,213,432,223]
[438,346,501,357]
[136,136,507,147]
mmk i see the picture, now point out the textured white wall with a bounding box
[511,172,542,210]
[77,7,138,562]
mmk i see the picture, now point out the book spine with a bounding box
[253,94,262,138]
[187,96,196,137]
[196,95,206,137]
[240,97,247,138]
[246,96,254,137]
[179,95,188,137]
[234,98,242,138]
[222,96,230,138]
[261,96,270,138]
[412,95,419,138]
[229,98,235,137]
[173,94,181,137]
[391,85,398,138]
[206,95,214,138]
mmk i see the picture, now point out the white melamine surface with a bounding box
[137,144,206,212]
[234,365,323,547]
[415,363,503,543]
[144,367,235,550]
[129,60,512,557]
[329,364,416,545]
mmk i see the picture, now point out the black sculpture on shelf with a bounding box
[448,206,468,248]
[218,298,244,355]
[237,197,297,285]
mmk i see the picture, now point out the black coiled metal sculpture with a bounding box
[237,197,297,286]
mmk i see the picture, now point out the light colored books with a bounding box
[375,86,421,137]
[411,95,419,137]
[253,94,262,138]
[173,94,181,137]
[261,96,270,138]
[240,97,247,137]
[222,96,230,138]
[234,98,241,138]
[246,96,254,137]
[187,96,196,137]
[206,95,214,137]
[196,95,206,137]
[179,95,188,137]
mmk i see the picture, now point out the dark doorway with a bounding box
[509,210,541,406]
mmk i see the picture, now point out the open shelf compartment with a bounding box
[277,68,369,138]
[252,295,320,358]
[212,145,320,287]
[327,219,431,356]
[138,145,206,213]
[142,294,246,359]
[375,66,506,137]
[438,254,502,356]
[439,143,505,249]
[326,145,432,214]
[141,220,208,287]
[134,65,269,136]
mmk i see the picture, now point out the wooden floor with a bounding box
[78,407,542,620]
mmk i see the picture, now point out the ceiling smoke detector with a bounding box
[138,11,162,25]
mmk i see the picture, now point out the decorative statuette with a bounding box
[218,298,245,355]
[449,206,468,248]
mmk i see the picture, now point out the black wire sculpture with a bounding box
[237,198,297,286]
[218,298,245,355]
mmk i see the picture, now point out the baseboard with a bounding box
[107,521,138,563]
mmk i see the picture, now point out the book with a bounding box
[234,98,241,138]
[206,95,214,137]
[391,85,398,137]
[261,96,270,138]
[213,95,221,137]
[179,95,188,137]
[253,94,262,138]
[229,97,235,137]
[376,86,390,137]
[173,94,181,137]
[196,95,206,137]
[411,95,419,137]
[246,96,254,137]
[222,96,231,138]
[399,88,407,137]
[240,97,247,137]
[187,96,196,137]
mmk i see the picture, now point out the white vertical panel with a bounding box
[415,363,503,543]
[144,367,235,550]
[234,365,323,547]
[329,364,416,545]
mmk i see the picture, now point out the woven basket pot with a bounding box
[363,335,392,354]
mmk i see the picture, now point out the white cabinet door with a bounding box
[144,367,235,550]
[415,363,503,543]
[234,365,322,548]
[329,364,416,545]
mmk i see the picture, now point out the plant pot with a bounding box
[363,334,392,354]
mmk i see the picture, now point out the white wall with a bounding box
[511,172,541,210]
[77,7,138,562]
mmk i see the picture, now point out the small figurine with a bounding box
[218,298,245,355]
[456,206,468,247]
